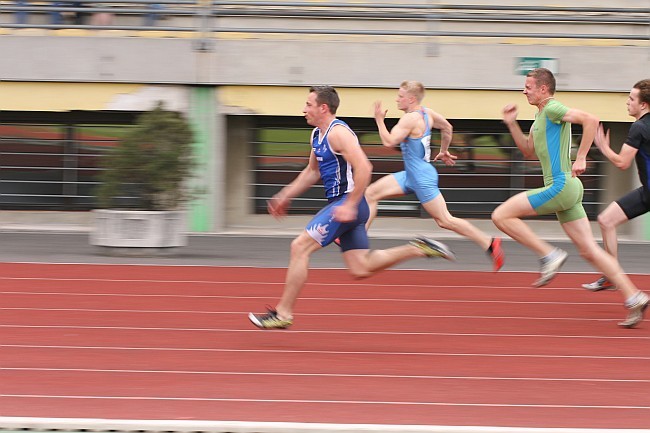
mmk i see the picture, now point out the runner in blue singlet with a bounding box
[248,85,455,330]
[366,80,505,271]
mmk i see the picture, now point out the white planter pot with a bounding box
[90,209,187,251]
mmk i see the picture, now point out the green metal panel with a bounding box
[188,86,216,232]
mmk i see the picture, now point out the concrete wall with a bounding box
[1,35,648,92]
[224,115,254,227]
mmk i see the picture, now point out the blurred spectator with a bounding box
[51,1,86,25]
[15,0,28,24]
[145,3,164,26]
[90,11,114,26]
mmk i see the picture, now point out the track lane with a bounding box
[1,263,649,429]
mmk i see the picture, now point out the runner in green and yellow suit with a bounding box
[491,68,648,328]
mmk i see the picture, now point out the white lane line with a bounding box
[3,367,649,383]
[0,277,285,285]
[2,395,649,410]
[0,307,622,321]
[0,292,624,306]
[3,260,649,273]
[0,275,635,291]
[3,344,648,360]
[1,325,648,339]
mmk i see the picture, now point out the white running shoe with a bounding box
[409,237,456,261]
[618,292,649,329]
[533,249,568,287]
[582,276,617,292]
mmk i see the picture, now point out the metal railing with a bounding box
[0,117,608,215]
[1,1,648,42]
[250,122,607,219]
[0,122,126,210]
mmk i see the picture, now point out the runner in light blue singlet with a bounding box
[368,81,505,272]
[392,108,441,204]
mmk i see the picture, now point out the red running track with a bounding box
[1,262,649,429]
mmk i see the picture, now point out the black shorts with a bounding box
[615,186,650,220]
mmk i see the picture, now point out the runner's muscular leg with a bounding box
[491,192,555,257]
[365,174,406,230]
[597,201,628,260]
[422,194,492,249]
[276,231,322,319]
[342,244,426,279]
[561,217,636,299]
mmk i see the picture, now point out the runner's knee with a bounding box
[290,234,316,258]
[433,215,454,230]
[345,252,374,279]
[491,209,505,228]
[576,243,600,263]
[597,213,617,231]
[348,267,372,279]
[365,184,382,204]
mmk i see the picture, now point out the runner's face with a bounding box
[627,88,645,119]
[523,76,544,106]
[303,92,324,126]
[396,88,411,111]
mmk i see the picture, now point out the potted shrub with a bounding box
[90,102,196,254]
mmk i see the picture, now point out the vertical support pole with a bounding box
[188,85,217,232]
[62,123,78,209]
[193,0,214,52]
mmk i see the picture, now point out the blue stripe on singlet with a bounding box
[528,118,566,208]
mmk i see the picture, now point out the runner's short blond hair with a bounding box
[400,80,425,103]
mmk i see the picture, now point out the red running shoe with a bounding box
[488,237,505,272]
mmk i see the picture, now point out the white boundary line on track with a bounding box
[0,276,613,291]
[0,307,625,321]
[3,344,648,360]
[1,417,649,433]
[1,260,649,276]
[2,325,648,340]
[1,396,649,410]
[0,291,627,306]
[4,367,649,383]
[0,274,643,291]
